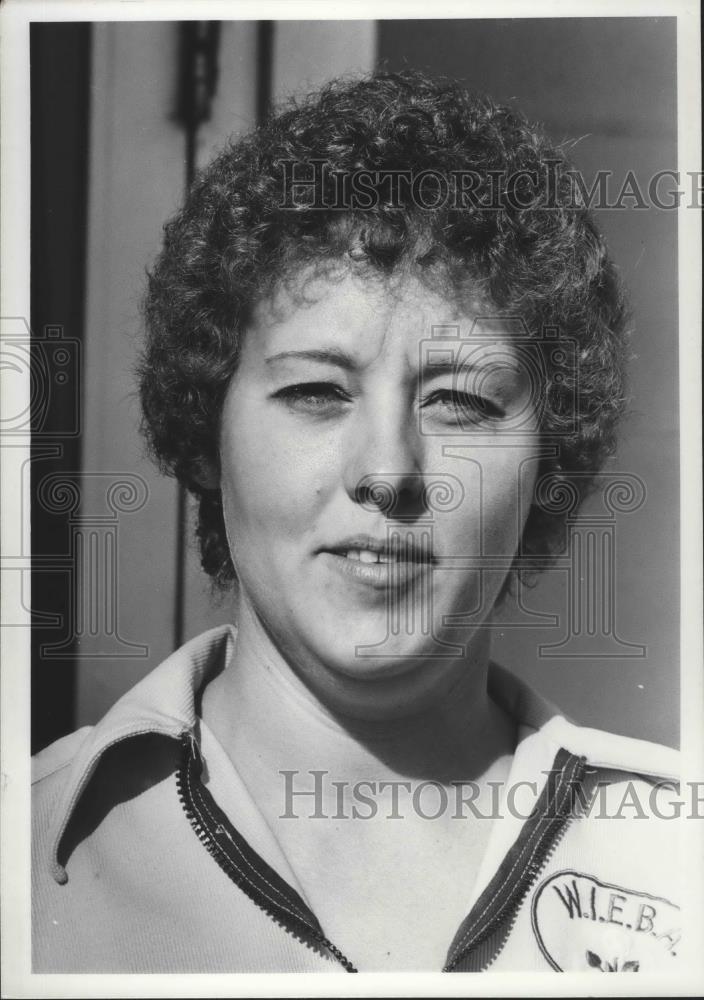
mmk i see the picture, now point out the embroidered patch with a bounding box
[531,870,681,972]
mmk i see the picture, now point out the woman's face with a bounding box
[218,268,541,713]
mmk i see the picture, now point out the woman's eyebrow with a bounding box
[421,359,470,378]
[265,348,356,370]
[420,357,516,379]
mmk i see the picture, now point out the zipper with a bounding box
[443,750,587,972]
[177,730,584,974]
[175,731,358,972]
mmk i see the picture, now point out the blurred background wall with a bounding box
[31,17,678,751]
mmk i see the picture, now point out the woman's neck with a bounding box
[200,600,515,789]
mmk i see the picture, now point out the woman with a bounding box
[32,71,681,974]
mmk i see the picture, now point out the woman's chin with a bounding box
[309,632,460,685]
[294,640,472,723]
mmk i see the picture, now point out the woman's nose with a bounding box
[343,406,428,519]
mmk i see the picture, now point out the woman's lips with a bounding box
[320,550,431,589]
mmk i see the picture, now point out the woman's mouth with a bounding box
[320,534,434,589]
[344,548,402,564]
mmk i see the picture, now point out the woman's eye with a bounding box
[271,382,350,414]
[423,389,504,424]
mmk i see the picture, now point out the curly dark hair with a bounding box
[139,70,628,591]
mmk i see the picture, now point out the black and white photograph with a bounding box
[1,1,702,995]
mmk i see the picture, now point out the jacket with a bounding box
[32,625,684,973]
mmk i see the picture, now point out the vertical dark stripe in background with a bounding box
[256,22,274,124]
[172,20,272,650]
[172,22,222,650]
[30,23,91,752]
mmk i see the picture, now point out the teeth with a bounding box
[341,549,420,563]
[358,550,378,564]
[344,549,386,563]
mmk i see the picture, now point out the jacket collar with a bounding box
[489,660,679,780]
[45,624,678,883]
[48,626,235,883]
